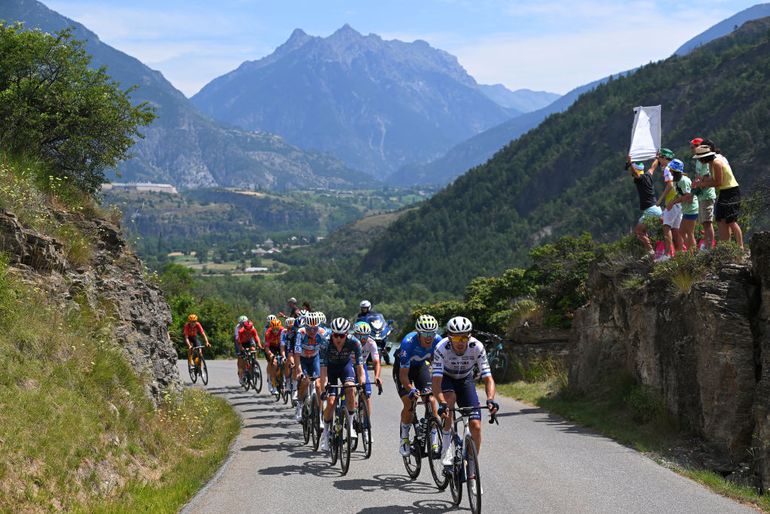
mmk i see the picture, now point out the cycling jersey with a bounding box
[320,335,363,368]
[237,326,260,347]
[183,321,205,338]
[432,337,491,380]
[398,331,441,367]
[264,328,282,350]
[280,327,298,353]
[359,335,380,362]
[294,327,326,358]
[233,322,245,342]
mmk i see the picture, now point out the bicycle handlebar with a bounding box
[448,405,500,425]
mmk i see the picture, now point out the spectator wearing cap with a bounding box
[281,297,301,319]
[626,156,660,255]
[651,148,682,260]
[666,159,699,254]
[690,137,716,250]
[692,144,744,250]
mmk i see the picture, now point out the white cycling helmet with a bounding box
[317,312,327,325]
[305,312,321,327]
[354,321,371,336]
[266,314,277,323]
[415,314,438,333]
[238,315,248,324]
[285,317,295,327]
[446,316,472,334]
[360,300,371,310]
[331,317,351,334]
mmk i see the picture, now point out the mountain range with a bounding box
[0,0,364,190]
[191,25,522,176]
[358,16,770,293]
[388,3,770,187]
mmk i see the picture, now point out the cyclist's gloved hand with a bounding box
[487,399,500,413]
[407,388,419,399]
[438,402,448,417]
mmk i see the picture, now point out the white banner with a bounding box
[628,105,661,161]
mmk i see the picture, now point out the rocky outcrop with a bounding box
[0,209,179,402]
[570,234,770,483]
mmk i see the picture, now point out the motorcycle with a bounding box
[475,330,509,383]
[360,312,395,364]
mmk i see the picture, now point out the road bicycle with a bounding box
[402,392,446,489]
[301,376,322,451]
[242,348,263,394]
[188,344,208,386]
[282,363,295,405]
[271,354,284,402]
[443,405,499,514]
[326,383,360,475]
[351,379,382,458]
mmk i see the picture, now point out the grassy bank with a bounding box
[497,365,770,512]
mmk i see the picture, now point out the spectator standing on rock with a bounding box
[651,148,682,261]
[666,159,699,253]
[627,157,660,256]
[692,144,744,250]
[690,137,716,250]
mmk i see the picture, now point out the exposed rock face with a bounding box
[0,209,179,402]
[570,235,770,482]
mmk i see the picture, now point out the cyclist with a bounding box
[294,312,327,422]
[264,318,283,394]
[236,320,261,386]
[353,322,383,423]
[320,317,366,451]
[394,314,442,456]
[233,315,249,378]
[433,316,499,477]
[265,314,278,333]
[355,300,373,322]
[282,317,299,402]
[317,311,328,330]
[184,314,211,368]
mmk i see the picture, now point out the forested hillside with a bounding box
[363,18,770,294]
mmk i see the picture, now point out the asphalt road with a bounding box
[179,359,754,514]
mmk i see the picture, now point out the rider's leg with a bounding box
[237,356,244,380]
[469,419,482,454]
[441,389,457,463]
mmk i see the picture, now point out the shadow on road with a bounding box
[251,431,302,441]
[531,411,606,439]
[257,460,338,478]
[357,499,455,513]
[243,421,294,429]
[334,473,439,495]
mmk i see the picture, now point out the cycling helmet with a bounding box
[415,314,438,333]
[354,321,371,336]
[238,315,248,324]
[285,317,295,327]
[269,318,283,330]
[297,309,309,327]
[305,312,320,327]
[331,317,351,334]
[446,316,472,334]
[266,314,277,323]
[243,320,254,330]
[360,300,371,310]
[188,314,198,322]
[288,297,297,304]
[317,312,327,325]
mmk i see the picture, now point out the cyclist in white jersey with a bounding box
[353,321,383,421]
[432,316,499,472]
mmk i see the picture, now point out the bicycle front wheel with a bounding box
[188,360,197,384]
[302,401,311,444]
[340,410,352,475]
[402,422,421,480]
[330,415,339,466]
[358,398,372,459]
[427,417,448,490]
[311,399,321,451]
[465,435,481,514]
[450,439,463,506]
[253,360,263,394]
[200,357,209,386]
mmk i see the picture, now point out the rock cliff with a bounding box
[0,209,179,401]
[570,233,770,485]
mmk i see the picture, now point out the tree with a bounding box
[0,23,155,194]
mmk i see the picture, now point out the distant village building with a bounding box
[102,182,179,194]
[263,238,275,249]
[244,267,269,273]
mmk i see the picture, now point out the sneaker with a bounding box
[441,445,454,466]
[399,438,411,457]
[654,254,671,263]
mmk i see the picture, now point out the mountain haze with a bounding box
[0,0,363,190]
[363,17,770,293]
[477,85,560,113]
[191,25,514,176]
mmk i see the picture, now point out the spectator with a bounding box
[692,144,744,250]
[651,148,681,261]
[302,301,313,312]
[627,157,660,256]
[690,137,716,250]
[666,159,698,253]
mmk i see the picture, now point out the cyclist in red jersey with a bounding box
[183,314,210,367]
[264,318,283,394]
[237,320,261,384]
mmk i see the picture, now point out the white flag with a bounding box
[628,105,661,161]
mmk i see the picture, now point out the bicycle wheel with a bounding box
[340,409,352,475]
[273,373,282,402]
[311,398,321,451]
[402,422,421,480]
[282,375,290,404]
[200,356,209,386]
[330,414,339,466]
[253,360,263,394]
[302,401,311,444]
[465,435,481,514]
[188,359,197,384]
[358,398,372,459]
[449,438,463,506]
[427,417,448,490]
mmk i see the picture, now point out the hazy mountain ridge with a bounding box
[191,25,515,176]
[0,0,365,190]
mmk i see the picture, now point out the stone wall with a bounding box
[0,209,179,402]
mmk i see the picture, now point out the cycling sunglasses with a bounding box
[448,334,470,343]
[418,331,437,338]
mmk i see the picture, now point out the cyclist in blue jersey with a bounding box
[281,317,299,402]
[319,317,365,452]
[293,312,327,421]
[394,314,442,457]
[433,316,499,474]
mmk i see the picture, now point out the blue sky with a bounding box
[46,0,760,97]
